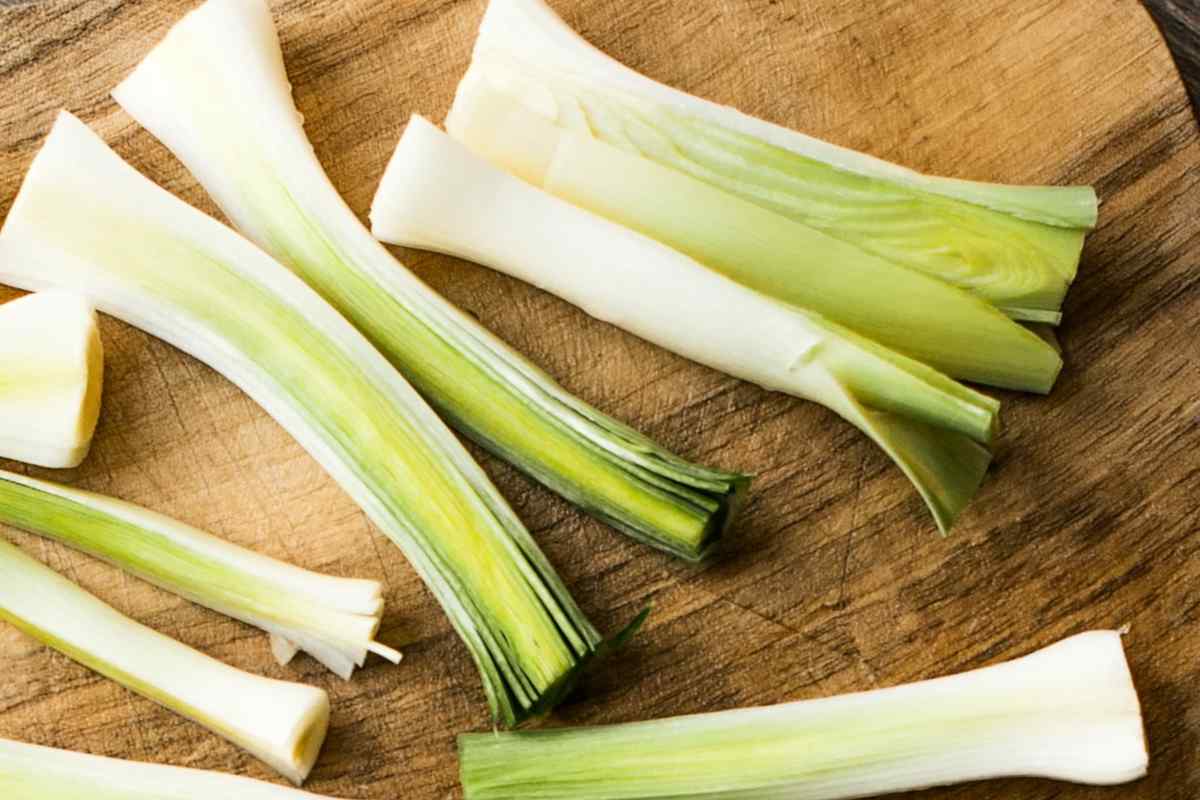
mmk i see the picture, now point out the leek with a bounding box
[0,538,330,785]
[0,738,347,799]
[0,291,103,468]
[446,81,1062,394]
[110,0,747,562]
[0,111,601,727]
[0,469,398,679]
[452,0,1096,324]
[371,118,996,532]
[459,631,1147,800]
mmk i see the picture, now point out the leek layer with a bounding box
[0,538,330,785]
[371,118,998,533]
[0,470,398,679]
[453,0,1096,323]
[0,291,103,468]
[448,81,1062,394]
[0,111,599,727]
[0,738,346,799]
[459,631,1147,800]
[110,0,747,563]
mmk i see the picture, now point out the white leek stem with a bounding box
[0,738,346,799]
[0,291,103,468]
[459,631,1147,800]
[0,469,398,679]
[0,538,330,785]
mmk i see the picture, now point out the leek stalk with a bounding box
[458,631,1147,800]
[0,738,346,799]
[0,470,398,679]
[0,291,103,468]
[453,0,1096,324]
[110,0,747,562]
[0,538,330,785]
[446,80,1062,394]
[370,117,996,532]
[0,111,600,727]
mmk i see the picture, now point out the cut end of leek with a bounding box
[0,291,104,468]
[371,116,995,532]
[458,630,1148,800]
[0,537,331,784]
[0,469,399,680]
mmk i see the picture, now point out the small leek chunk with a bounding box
[458,631,1148,800]
[0,291,103,468]
[0,111,601,727]
[454,0,1096,324]
[0,538,330,785]
[0,469,399,679]
[0,738,347,799]
[447,80,1062,394]
[370,118,997,532]
[109,0,748,563]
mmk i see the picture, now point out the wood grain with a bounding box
[1,1,1198,799]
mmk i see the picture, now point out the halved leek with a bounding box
[371,117,996,532]
[0,469,398,679]
[0,111,600,727]
[447,81,1062,394]
[0,538,330,785]
[0,738,346,799]
[459,631,1147,800]
[110,0,747,562]
[453,0,1095,324]
[0,291,103,468]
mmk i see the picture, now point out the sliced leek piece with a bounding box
[0,291,103,468]
[371,117,997,533]
[0,538,330,785]
[0,469,398,679]
[0,110,600,727]
[446,81,1062,394]
[0,738,348,799]
[452,0,1095,323]
[459,631,1147,800]
[110,0,747,562]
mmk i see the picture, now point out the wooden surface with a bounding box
[1146,0,1200,117]
[1,1,1198,798]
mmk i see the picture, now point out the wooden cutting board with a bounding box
[1,1,1197,798]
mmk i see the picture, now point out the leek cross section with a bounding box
[110,0,747,563]
[0,111,601,727]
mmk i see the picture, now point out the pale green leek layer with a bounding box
[371,118,996,532]
[0,538,331,784]
[0,738,346,799]
[0,110,599,727]
[457,0,1096,323]
[0,470,397,679]
[459,632,1147,800]
[110,0,746,562]
[447,81,1062,394]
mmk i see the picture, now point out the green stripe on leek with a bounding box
[457,0,1095,323]
[459,632,1147,800]
[0,470,398,679]
[109,0,747,562]
[0,538,331,784]
[370,118,997,532]
[0,110,600,727]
